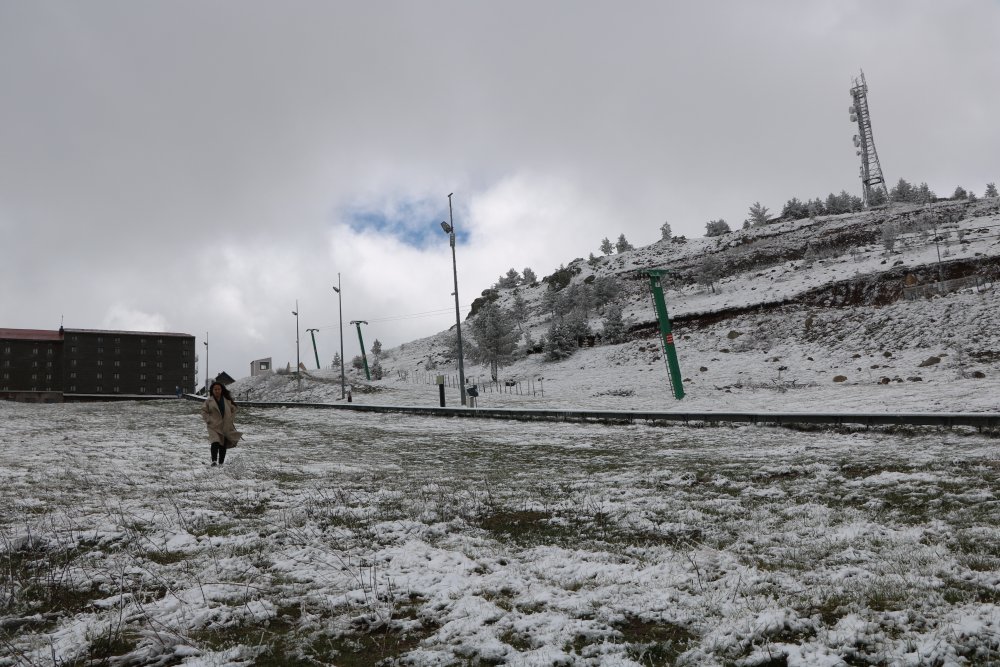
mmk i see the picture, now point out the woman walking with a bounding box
[200,381,242,466]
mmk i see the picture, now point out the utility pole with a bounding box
[333,276,345,399]
[441,193,467,405]
[292,301,300,387]
[306,328,321,369]
[350,320,371,381]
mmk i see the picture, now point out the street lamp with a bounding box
[292,300,300,381]
[441,192,467,406]
[203,332,208,393]
[333,275,345,400]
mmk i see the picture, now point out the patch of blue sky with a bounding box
[343,198,470,248]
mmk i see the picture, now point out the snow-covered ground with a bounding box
[2,398,999,666]
[3,202,1000,665]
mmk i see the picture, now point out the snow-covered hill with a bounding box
[232,198,1000,413]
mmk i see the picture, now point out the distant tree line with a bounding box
[698,178,997,238]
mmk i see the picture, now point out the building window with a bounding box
[47,348,53,356]
[157,374,163,381]
[32,347,39,355]
[1,372,7,380]
[156,350,163,356]
[114,348,120,355]
[70,346,77,353]
[70,372,76,379]
[114,386,120,393]
[70,360,77,367]
[114,360,120,367]
[97,337,103,343]
[156,362,163,368]
[45,374,52,381]
[96,373,103,380]
[113,373,120,380]
[31,373,37,380]
[140,373,146,380]
[114,337,120,343]
[97,347,104,354]
[140,361,147,368]
[2,346,9,354]
[157,338,163,344]
[2,360,8,368]
[97,360,103,367]
[46,361,52,368]
[71,335,78,341]
[182,362,189,369]
[140,386,146,393]
[69,385,76,392]
[96,385,102,392]
[32,361,38,368]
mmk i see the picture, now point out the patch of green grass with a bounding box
[616,615,696,666]
[145,549,189,565]
[191,522,234,538]
[64,629,140,667]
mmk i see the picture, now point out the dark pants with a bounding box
[211,442,227,464]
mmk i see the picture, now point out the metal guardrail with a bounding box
[183,395,1000,430]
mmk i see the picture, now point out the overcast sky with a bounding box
[2,1,998,384]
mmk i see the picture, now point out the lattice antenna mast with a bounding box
[849,70,889,208]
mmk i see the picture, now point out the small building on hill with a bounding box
[250,357,273,377]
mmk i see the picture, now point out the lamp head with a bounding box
[440,221,453,234]
[332,286,340,293]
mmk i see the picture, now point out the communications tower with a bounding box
[849,70,889,208]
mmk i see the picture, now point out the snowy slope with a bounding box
[231,198,1000,414]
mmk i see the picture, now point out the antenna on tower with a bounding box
[849,69,889,208]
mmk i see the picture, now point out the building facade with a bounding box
[1,327,196,401]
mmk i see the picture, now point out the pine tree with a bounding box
[748,202,770,227]
[545,319,576,361]
[985,183,999,198]
[468,301,519,381]
[601,302,627,344]
[659,221,672,240]
[615,234,634,253]
[522,267,537,285]
[369,339,384,379]
[704,219,730,237]
[782,198,808,220]
[511,290,529,334]
[952,186,968,200]
[890,178,915,203]
[695,255,722,292]
[599,237,614,255]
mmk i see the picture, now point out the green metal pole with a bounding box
[306,328,321,369]
[647,270,685,400]
[351,320,371,380]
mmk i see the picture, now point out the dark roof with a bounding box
[62,328,193,337]
[215,371,236,385]
[0,328,63,341]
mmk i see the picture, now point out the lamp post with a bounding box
[441,192,467,406]
[332,275,345,400]
[203,332,208,393]
[292,300,300,381]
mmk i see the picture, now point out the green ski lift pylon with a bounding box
[350,320,371,380]
[646,269,685,400]
[306,328,321,370]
